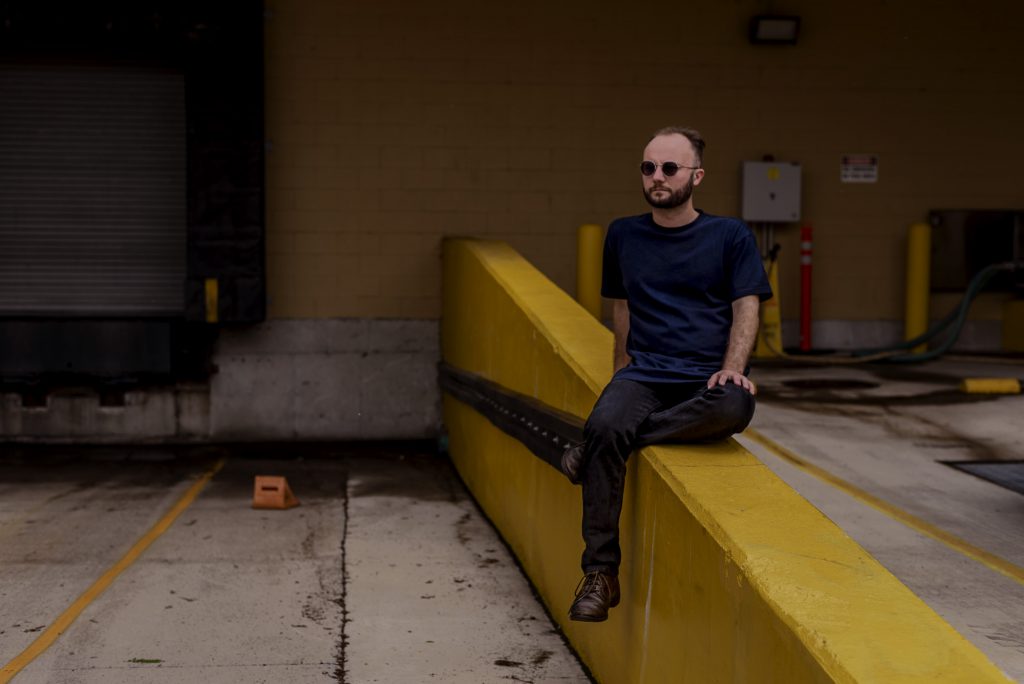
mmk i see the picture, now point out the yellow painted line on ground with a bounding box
[743,428,1024,587]
[0,458,226,683]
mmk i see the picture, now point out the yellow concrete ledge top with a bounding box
[646,443,1010,682]
[455,239,613,398]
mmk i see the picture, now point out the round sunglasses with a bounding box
[640,161,700,177]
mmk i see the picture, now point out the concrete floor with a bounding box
[4,357,1023,683]
[743,356,1024,682]
[0,444,589,683]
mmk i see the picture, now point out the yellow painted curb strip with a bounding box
[959,378,1021,395]
[743,428,1024,586]
[0,458,226,683]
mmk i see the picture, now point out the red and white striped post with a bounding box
[799,224,813,352]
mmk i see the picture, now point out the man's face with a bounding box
[641,134,704,209]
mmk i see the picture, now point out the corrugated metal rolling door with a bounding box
[0,63,186,316]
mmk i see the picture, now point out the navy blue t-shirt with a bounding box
[601,211,772,384]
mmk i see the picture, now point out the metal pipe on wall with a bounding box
[755,245,782,358]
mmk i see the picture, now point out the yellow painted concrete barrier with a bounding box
[576,223,604,320]
[441,238,1010,683]
[905,222,931,354]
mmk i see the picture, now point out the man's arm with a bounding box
[612,298,631,373]
[707,295,760,394]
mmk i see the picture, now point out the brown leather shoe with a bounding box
[569,571,620,622]
[561,442,584,484]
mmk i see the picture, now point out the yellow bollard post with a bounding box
[576,224,604,320]
[905,222,931,353]
[755,255,782,358]
[204,277,219,324]
[1003,300,1024,352]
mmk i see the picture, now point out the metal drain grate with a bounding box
[945,461,1024,496]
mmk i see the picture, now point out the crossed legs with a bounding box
[579,378,755,575]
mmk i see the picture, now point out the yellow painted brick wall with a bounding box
[265,0,1024,320]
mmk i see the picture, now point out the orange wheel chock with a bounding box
[252,475,300,510]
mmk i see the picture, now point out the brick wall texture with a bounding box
[264,0,1024,321]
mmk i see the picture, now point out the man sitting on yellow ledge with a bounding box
[562,126,773,622]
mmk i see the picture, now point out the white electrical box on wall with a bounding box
[741,161,801,222]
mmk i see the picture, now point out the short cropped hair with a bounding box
[648,126,705,166]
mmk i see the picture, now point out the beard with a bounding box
[643,174,695,209]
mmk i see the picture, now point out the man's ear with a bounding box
[693,169,705,186]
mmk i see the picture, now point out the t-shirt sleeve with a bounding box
[727,223,773,302]
[601,222,627,299]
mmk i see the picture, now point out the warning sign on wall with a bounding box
[840,155,878,183]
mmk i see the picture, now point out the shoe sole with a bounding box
[569,612,608,622]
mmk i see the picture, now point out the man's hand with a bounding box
[707,369,756,395]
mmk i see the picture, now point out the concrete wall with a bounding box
[0,320,440,443]
[784,319,1003,352]
[265,0,1024,335]
[211,319,439,440]
[441,238,1010,683]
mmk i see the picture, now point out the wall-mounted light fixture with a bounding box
[749,15,800,45]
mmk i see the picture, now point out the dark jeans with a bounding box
[580,378,755,575]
